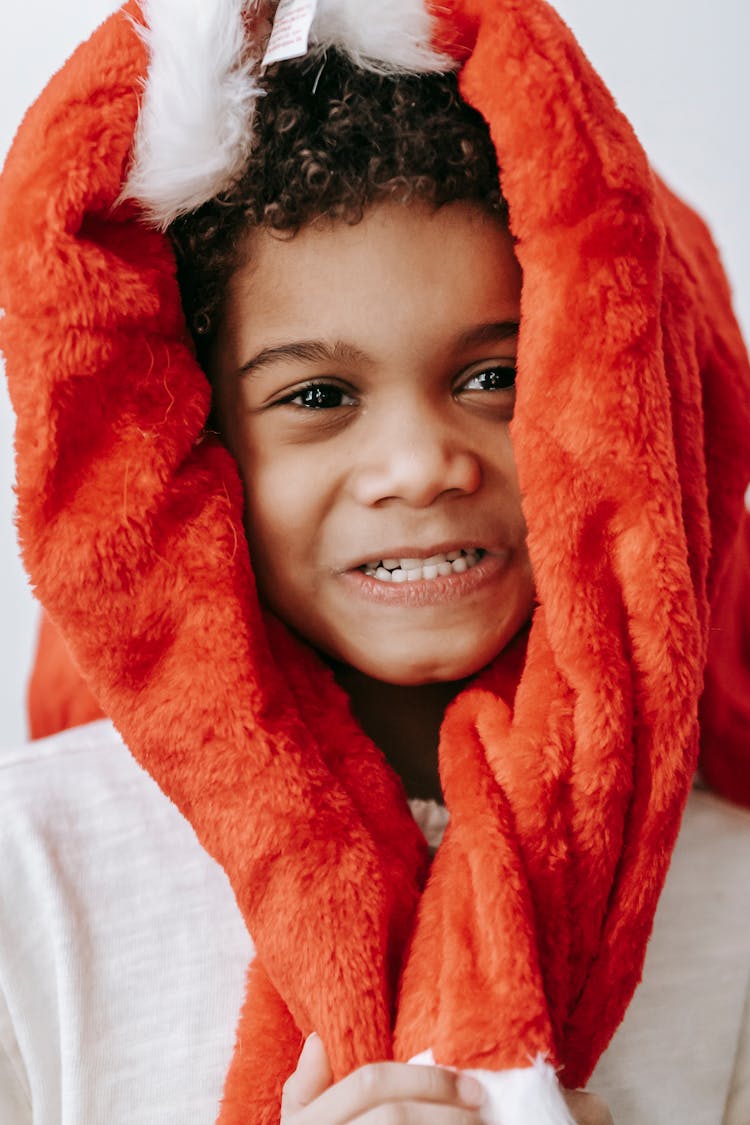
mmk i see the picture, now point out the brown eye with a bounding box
[281,382,356,409]
[463,365,516,392]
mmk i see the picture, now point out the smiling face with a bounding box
[212,200,534,685]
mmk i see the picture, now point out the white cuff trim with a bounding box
[410,1051,576,1125]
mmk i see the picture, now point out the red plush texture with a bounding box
[28,611,103,738]
[700,507,750,806]
[1,0,749,1121]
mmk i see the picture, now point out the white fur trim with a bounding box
[122,0,454,228]
[410,1051,576,1125]
[309,0,451,75]
[122,0,264,228]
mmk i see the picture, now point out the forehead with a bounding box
[217,201,521,367]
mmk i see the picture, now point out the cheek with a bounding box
[243,462,304,565]
[241,471,311,629]
[488,434,528,544]
[238,437,335,583]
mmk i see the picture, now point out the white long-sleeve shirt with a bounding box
[0,720,748,1124]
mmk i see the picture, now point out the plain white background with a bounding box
[1,1,748,746]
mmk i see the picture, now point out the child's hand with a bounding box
[281,1034,486,1123]
[563,1089,614,1125]
[281,1034,614,1125]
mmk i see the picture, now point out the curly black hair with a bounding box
[169,50,506,362]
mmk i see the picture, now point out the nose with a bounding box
[350,404,482,508]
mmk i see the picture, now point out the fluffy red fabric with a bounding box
[700,507,750,806]
[28,612,103,738]
[1,1,749,1121]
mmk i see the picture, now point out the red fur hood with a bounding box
[1,1,749,1122]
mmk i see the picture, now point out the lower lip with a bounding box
[341,551,510,606]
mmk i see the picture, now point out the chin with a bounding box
[348,640,503,687]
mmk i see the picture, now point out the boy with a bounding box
[0,2,748,1123]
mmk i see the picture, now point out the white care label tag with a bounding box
[262,0,319,67]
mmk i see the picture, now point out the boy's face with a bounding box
[212,201,534,685]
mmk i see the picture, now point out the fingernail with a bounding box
[457,1074,486,1107]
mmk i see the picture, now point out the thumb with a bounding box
[281,1033,334,1118]
[563,1089,614,1125]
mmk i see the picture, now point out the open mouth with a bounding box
[359,548,486,583]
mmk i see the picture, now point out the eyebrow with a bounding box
[453,320,519,349]
[236,320,520,378]
[236,339,370,378]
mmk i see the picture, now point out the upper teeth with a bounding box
[361,549,483,582]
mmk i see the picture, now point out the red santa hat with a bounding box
[1,2,749,1122]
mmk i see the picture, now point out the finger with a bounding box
[296,1061,485,1125]
[281,1034,334,1117]
[356,1102,483,1125]
[563,1089,615,1125]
